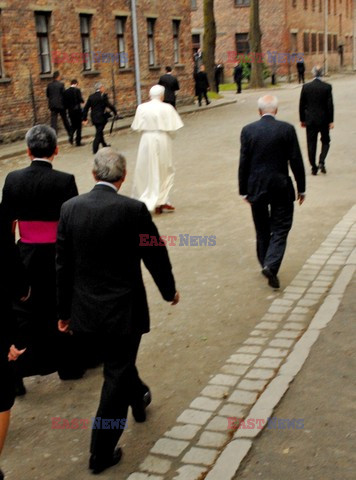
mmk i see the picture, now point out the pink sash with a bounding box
[18,221,59,244]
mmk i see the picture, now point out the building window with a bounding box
[80,15,92,71]
[191,0,197,9]
[304,0,308,9]
[318,33,324,51]
[173,20,180,64]
[312,0,316,11]
[292,0,297,7]
[303,32,310,53]
[311,33,317,52]
[35,12,51,74]
[116,16,127,69]
[333,34,338,52]
[334,0,337,14]
[328,0,330,14]
[192,34,201,54]
[327,33,332,52]
[234,0,250,6]
[236,33,249,54]
[147,18,156,66]
[291,32,298,51]
[319,0,322,12]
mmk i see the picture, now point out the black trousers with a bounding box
[298,71,305,84]
[68,110,82,145]
[306,124,330,168]
[78,332,148,458]
[198,90,209,105]
[236,79,242,93]
[50,108,72,136]
[93,122,108,154]
[251,199,294,275]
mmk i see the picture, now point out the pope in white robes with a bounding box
[131,85,184,213]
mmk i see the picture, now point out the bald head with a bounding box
[258,95,278,116]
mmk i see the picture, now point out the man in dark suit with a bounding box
[0,204,29,480]
[1,125,82,393]
[296,57,305,84]
[64,79,85,147]
[299,65,334,175]
[194,64,210,107]
[233,60,243,94]
[46,71,72,142]
[239,95,306,289]
[57,147,179,474]
[158,66,180,108]
[82,82,118,154]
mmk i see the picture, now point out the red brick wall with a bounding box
[191,0,354,80]
[0,0,194,140]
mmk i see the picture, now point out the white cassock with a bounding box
[131,99,184,211]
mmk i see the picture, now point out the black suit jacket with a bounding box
[158,74,180,103]
[46,80,66,110]
[299,78,334,126]
[82,91,117,125]
[194,71,209,93]
[239,116,306,204]
[233,65,243,81]
[64,86,84,112]
[57,185,176,336]
[0,204,29,347]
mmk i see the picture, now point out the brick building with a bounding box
[191,0,355,80]
[0,0,194,141]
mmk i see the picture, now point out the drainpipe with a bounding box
[131,0,142,104]
[324,0,328,74]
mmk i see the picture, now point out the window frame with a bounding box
[35,11,52,74]
[80,14,92,72]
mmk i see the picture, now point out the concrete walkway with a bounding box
[0,95,236,161]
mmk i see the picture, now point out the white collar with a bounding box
[96,181,118,192]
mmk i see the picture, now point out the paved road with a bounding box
[1,76,355,480]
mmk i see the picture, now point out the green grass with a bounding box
[208,91,224,100]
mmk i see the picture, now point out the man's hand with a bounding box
[8,344,26,362]
[58,319,70,333]
[300,122,306,128]
[20,286,31,302]
[329,123,334,129]
[171,291,180,305]
[298,193,306,205]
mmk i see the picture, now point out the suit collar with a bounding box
[260,114,276,121]
[31,159,53,169]
[93,183,118,194]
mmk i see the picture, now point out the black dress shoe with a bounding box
[311,166,318,175]
[15,378,26,397]
[132,388,152,423]
[0,468,4,480]
[58,370,85,381]
[262,266,280,289]
[319,164,327,174]
[89,447,122,474]
[76,143,85,147]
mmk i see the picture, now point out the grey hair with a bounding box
[25,124,57,158]
[257,95,279,114]
[93,147,126,183]
[312,65,323,78]
[94,82,103,91]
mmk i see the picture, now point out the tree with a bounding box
[249,0,264,88]
[202,0,216,89]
